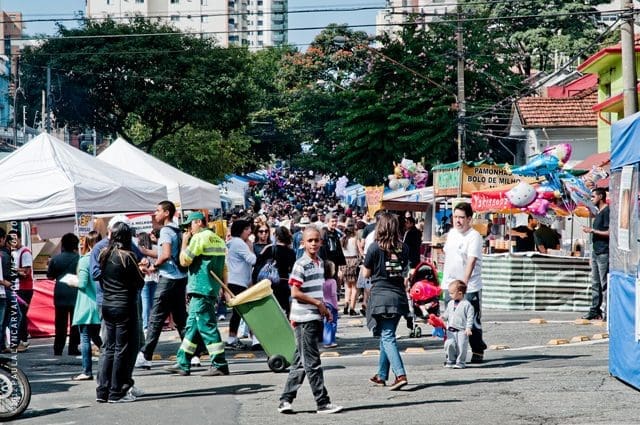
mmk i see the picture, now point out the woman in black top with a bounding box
[362,212,409,391]
[253,226,296,317]
[96,222,145,403]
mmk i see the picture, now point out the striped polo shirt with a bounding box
[289,253,324,322]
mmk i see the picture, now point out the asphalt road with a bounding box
[10,309,637,425]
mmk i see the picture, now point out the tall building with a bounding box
[0,12,23,129]
[375,0,453,39]
[86,0,288,49]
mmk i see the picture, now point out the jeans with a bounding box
[140,276,187,360]
[280,320,330,407]
[97,305,137,401]
[54,305,80,355]
[0,298,7,348]
[16,290,33,342]
[589,252,609,316]
[78,324,102,376]
[322,304,338,346]
[465,291,487,357]
[377,315,406,380]
[141,281,157,330]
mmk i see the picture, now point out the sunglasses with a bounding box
[258,229,269,233]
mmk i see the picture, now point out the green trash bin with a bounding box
[227,280,296,373]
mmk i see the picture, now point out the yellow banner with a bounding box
[365,185,384,218]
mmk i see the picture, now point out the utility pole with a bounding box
[621,0,638,117]
[456,1,466,163]
[45,64,51,133]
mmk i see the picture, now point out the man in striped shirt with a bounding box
[278,227,343,415]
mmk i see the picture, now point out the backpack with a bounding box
[256,241,280,287]
[165,226,189,273]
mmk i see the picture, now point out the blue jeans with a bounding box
[141,280,157,330]
[589,252,609,316]
[322,304,338,345]
[79,324,101,376]
[377,315,406,380]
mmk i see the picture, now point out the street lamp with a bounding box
[12,86,24,147]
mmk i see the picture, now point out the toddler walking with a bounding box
[443,280,474,369]
[322,261,338,348]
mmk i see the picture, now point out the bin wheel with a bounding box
[268,355,289,373]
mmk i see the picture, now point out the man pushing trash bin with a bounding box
[164,212,230,377]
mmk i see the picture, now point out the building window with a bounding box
[257,20,263,26]
[170,15,180,21]
[202,15,208,22]
[201,0,208,4]
[135,0,144,3]
[257,30,263,35]
[257,0,262,4]
[171,0,179,3]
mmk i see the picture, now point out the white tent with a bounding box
[98,138,221,210]
[0,133,167,221]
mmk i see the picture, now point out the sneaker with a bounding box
[250,343,263,351]
[218,314,226,321]
[191,356,201,367]
[582,313,603,320]
[202,366,230,376]
[96,396,107,403]
[453,363,466,369]
[108,393,136,403]
[389,375,408,391]
[349,309,358,316]
[164,363,190,376]
[135,352,152,369]
[17,342,29,352]
[444,362,454,369]
[128,386,145,397]
[278,400,293,414]
[72,373,94,381]
[316,403,343,414]
[323,343,338,349]
[369,375,386,386]
[225,341,246,350]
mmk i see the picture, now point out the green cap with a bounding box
[182,211,205,226]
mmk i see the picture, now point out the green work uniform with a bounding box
[176,229,227,371]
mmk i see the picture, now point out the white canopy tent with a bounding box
[0,133,167,221]
[98,138,221,210]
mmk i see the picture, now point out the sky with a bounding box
[2,0,382,49]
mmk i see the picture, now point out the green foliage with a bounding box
[19,18,254,152]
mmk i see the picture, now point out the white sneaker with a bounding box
[108,393,136,403]
[218,314,226,321]
[128,386,145,397]
[135,352,152,369]
[191,356,201,367]
[316,403,343,414]
[278,400,293,414]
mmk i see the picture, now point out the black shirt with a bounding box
[512,225,535,252]
[100,249,145,309]
[592,205,610,255]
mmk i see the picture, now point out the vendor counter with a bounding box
[481,253,591,312]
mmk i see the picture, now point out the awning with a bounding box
[570,152,610,188]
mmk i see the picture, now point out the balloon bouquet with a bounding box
[505,144,598,217]
[387,158,430,190]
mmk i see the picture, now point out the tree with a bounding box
[19,18,254,152]
[474,0,613,76]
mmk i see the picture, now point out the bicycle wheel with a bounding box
[0,365,31,421]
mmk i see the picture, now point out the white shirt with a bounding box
[443,227,483,293]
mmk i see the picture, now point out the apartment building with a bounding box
[86,0,288,49]
[0,11,23,128]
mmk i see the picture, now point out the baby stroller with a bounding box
[406,260,442,338]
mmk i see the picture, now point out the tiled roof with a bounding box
[516,87,598,128]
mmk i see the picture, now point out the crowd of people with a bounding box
[0,167,609,413]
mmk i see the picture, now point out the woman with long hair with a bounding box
[362,212,410,391]
[71,231,103,381]
[137,231,158,333]
[340,219,360,316]
[252,221,271,256]
[253,226,296,316]
[96,222,145,403]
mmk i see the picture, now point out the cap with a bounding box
[182,211,205,226]
[298,217,311,227]
[108,214,131,230]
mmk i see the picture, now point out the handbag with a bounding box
[257,240,280,287]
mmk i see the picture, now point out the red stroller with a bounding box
[407,260,442,338]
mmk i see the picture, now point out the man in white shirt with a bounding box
[443,202,487,363]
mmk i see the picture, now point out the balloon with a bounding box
[510,153,562,178]
[414,170,429,188]
[389,179,399,190]
[543,143,572,163]
[559,172,598,215]
[506,181,537,207]
[536,180,561,200]
[525,198,550,216]
[410,280,442,302]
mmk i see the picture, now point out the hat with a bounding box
[182,211,205,226]
[298,217,311,227]
[108,214,131,230]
